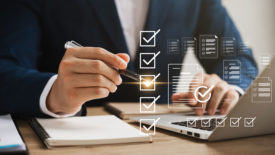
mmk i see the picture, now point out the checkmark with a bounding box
[142,51,161,65]
[142,117,160,131]
[142,29,161,43]
[198,85,215,97]
[244,117,256,127]
[201,119,211,127]
[187,119,197,127]
[142,95,160,109]
[216,117,227,127]
[142,73,160,86]
[230,117,242,127]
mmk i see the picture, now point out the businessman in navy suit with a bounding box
[0,0,257,117]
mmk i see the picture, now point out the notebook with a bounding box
[29,115,151,148]
[105,102,192,119]
[0,114,28,155]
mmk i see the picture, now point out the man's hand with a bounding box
[172,73,239,116]
[46,47,130,114]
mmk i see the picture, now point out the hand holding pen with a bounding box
[46,41,131,115]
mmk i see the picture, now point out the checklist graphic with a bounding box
[182,37,197,55]
[221,37,236,56]
[223,60,241,84]
[167,39,180,55]
[140,51,161,69]
[140,95,160,113]
[252,77,272,103]
[244,117,256,128]
[239,41,250,56]
[140,73,160,91]
[216,117,227,127]
[140,29,161,47]
[199,35,219,59]
[140,117,160,135]
[260,55,271,69]
[230,117,242,127]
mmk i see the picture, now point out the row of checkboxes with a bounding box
[187,117,256,128]
[139,29,161,136]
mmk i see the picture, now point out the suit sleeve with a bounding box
[194,0,258,90]
[0,1,86,117]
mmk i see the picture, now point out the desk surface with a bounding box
[16,107,275,155]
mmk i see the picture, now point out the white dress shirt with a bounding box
[40,0,244,117]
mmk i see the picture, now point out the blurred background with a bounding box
[183,0,275,73]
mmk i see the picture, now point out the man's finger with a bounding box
[116,53,130,63]
[207,81,229,115]
[220,89,239,114]
[68,73,118,93]
[66,58,122,85]
[70,47,128,69]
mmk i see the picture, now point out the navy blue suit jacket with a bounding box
[0,0,258,117]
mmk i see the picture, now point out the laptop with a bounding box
[131,58,275,141]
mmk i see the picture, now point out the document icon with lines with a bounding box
[221,37,236,56]
[199,35,218,59]
[167,39,180,55]
[168,64,203,109]
[223,60,241,84]
[252,77,272,103]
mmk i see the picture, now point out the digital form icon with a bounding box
[140,51,161,69]
[216,117,227,127]
[194,85,215,103]
[168,64,203,109]
[140,73,160,91]
[223,60,241,84]
[140,117,160,135]
[221,37,236,57]
[167,39,180,55]
[260,55,271,69]
[182,37,197,55]
[140,29,161,47]
[230,117,242,127]
[244,117,256,128]
[199,35,218,59]
[140,95,161,113]
[252,77,272,103]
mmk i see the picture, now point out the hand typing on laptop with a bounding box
[46,47,130,114]
[172,73,240,116]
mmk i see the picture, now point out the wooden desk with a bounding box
[16,107,275,155]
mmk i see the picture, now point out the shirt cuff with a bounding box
[230,85,245,96]
[39,75,81,118]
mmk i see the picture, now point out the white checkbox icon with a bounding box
[140,73,160,91]
[230,117,242,127]
[140,118,160,135]
[140,51,161,69]
[216,117,227,127]
[201,119,211,127]
[140,95,160,113]
[187,118,197,127]
[140,29,160,47]
[244,117,256,128]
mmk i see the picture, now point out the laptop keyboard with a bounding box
[171,118,223,131]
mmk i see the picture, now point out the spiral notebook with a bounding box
[29,115,151,148]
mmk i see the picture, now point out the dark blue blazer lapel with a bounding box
[87,0,136,70]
